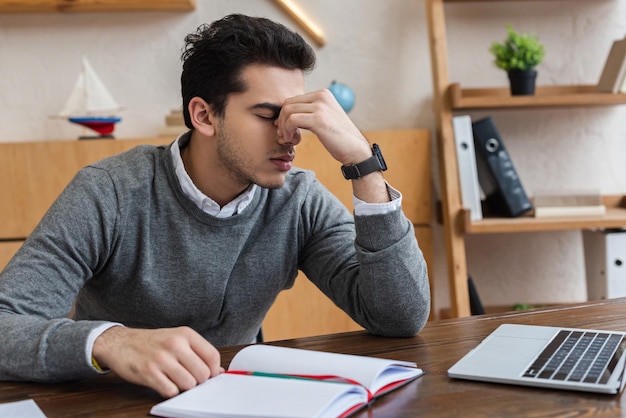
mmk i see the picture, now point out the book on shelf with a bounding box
[472,116,532,218]
[596,35,626,93]
[533,189,602,207]
[150,344,424,418]
[532,189,606,218]
[534,205,607,218]
[453,115,483,221]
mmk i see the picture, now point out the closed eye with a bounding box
[250,103,282,122]
[257,114,279,122]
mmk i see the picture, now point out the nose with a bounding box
[289,128,302,145]
[276,123,302,146]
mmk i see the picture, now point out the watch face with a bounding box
[373,144,388,171]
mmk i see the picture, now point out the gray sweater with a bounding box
[0,144,430,382]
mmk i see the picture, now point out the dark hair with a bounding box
[180,14,316,129]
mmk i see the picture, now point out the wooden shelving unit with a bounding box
[425,0,626,318]
[0,0,195,13]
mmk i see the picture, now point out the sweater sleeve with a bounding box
[0,167,120,381]
[298,179,430,337]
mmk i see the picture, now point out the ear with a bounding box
[188,97,217,137]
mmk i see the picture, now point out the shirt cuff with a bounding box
[353,182,402,216]
[86,322,124,374]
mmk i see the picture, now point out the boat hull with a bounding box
[69,117,121,136]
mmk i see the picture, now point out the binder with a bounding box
[472,117,532,218]
[452,115,483,221]
[467,276,485,316]
[583,230,626,300]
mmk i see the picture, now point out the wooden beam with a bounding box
[273,0,326,47]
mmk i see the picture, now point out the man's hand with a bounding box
[93,326,223,398]
[277,88,390,204]
[276,89,372,166]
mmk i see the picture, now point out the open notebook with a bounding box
[448,324,626,394]
[151,344,423,418]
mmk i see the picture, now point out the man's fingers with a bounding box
[93,326,223,398]
[150,370,184,399]
[161,360,203,394]
[188,329,223,378]
[157,327,222,391]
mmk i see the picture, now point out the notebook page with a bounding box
[228,345,422,394]
[150,373,368,418]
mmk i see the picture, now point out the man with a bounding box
[0,14,429,398]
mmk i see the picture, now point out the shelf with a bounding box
[463,195,626,234]
[0,0,196,13]
[450,84,626,110]
[443,0,577,2]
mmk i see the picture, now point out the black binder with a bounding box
[472,117,532,217]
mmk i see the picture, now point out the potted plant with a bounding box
[490,24,545,95]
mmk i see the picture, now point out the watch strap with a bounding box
[341,143,387,180]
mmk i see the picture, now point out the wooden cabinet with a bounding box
[425,0,626,318]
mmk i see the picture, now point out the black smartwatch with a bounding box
[340,143,387,180]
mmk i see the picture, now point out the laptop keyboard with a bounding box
[523,330,626,384]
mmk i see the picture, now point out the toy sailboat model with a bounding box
[58,57,122,139]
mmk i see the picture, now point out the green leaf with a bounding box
[489,24,545,71]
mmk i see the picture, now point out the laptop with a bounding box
[448,323,626,394]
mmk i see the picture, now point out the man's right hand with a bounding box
[92,325,223,398]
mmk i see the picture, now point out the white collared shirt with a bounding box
[171,133,257,217]
[170,133,402,216]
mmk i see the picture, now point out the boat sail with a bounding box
[58,57,122,138]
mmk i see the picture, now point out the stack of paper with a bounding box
[533,190,606,218]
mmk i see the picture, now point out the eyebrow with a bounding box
[249,103,282,115]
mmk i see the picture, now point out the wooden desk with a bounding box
[2,298,626,417]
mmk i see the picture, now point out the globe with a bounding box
[328,81,355,113]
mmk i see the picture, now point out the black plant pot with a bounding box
[507,69,537,96]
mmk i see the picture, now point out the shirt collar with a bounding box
[170,132,257,218]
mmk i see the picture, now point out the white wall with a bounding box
[1,0,625,316]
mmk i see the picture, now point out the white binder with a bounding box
[452,115,483,221]
[583,229,626,300]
